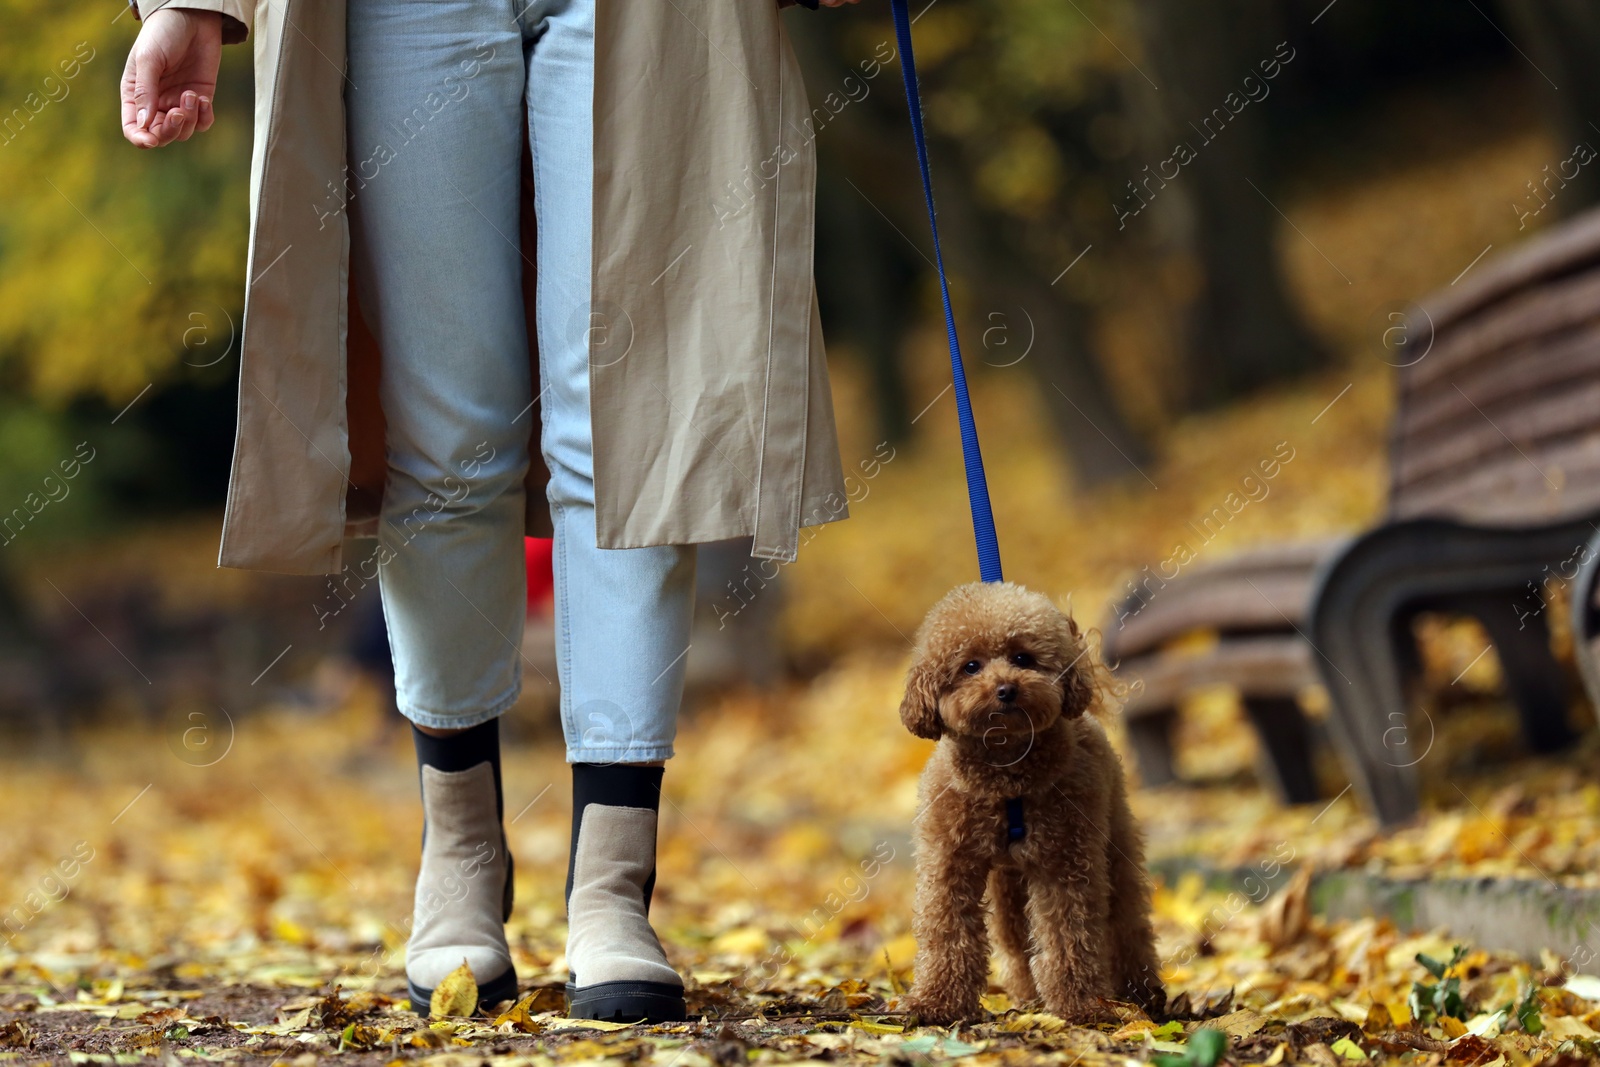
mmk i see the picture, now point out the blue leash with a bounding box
[889,0,1004,584]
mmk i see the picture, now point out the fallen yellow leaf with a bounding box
[429,960,479,1020]
[1329,1036,1367,1060]
[491,991,549,1034]
[1259,865,1312,948]
[997,1013,1066,1033]
[850,1018,905,1035]
[712,926,769,957]
[882,934,918,971]
[1112,1019,1160,1041]
[545,1016,635,1032]
[979,993,1010,1014]
[1201,1009,1268,1037]
[1541,1015,1600,1040]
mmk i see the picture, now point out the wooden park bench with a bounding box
[1102,540,1340,806]
[1108,206,1600,824]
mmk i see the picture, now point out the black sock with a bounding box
[412,718,504,822]
[566,763,663,910]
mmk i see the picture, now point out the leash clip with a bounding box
[1004,797,1026,843]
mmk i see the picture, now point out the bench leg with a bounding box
[1125,709,1179,788]
[1241,696,1321,805]
[1311,518,1596,826]
[1569,525,1600,723]
[1463,593,1575,754]
[1310,565,1428,824]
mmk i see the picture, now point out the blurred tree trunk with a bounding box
[1127,0,1327,410]
[918,154,1154,485]
[1498,0,1600,211]
[0,561,77,742]
[786,15,1150,487]
[813,146,918,447]
[785,16,918,447]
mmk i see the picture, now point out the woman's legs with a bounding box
[347,0,697,1019]
[348,0,532,729]
[346,0,531,1011]
[521,0,695,766]
[520,0,696,1023]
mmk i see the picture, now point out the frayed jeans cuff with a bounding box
[565,745,675,764]
[399,681,521,731]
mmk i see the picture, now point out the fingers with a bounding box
[173,90,200,143]
[155,109,187,145]
[123,92,212,148]
[151,90,202,145]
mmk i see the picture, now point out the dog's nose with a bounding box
[996,682,1018,704]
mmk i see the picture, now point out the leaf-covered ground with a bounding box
[3,683,1600,1067]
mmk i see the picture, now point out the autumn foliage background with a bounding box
[7,0,1600,1064]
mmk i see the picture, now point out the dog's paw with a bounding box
[902,993,983,1028]
[1121,979,1167,1018]
[1046,995,1120,1026]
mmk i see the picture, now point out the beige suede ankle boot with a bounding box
[405,760,517,1011]
[564,764,685,1022]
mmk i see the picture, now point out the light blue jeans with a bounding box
[346,0,695,762]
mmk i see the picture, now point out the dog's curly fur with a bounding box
[898,582,1163,1026]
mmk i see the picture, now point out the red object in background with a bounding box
[525,537,555,615]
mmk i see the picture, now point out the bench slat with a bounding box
[1394,380,1600,513]
[1393,429,1600,524]
[1104,538,1345,661]
[1406,269,1600,394]
[1407,206,1600,347]
[1390,206,1600,522]
[1117,636,1316,717]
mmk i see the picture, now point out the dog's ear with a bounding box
[1061,662,1092,720]
[1060,616,1092,720]
[900,654,944,739]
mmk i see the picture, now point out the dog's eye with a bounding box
[1010,651,1036,668]
[962,660,982,676]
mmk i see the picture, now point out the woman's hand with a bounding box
[121,8,222,148]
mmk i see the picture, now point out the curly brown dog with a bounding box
[898,581,1163,1026]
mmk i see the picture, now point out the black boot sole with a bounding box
[408,965,519,1017]
[565,979,686,1024]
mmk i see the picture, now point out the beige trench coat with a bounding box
[134,0,847,575]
